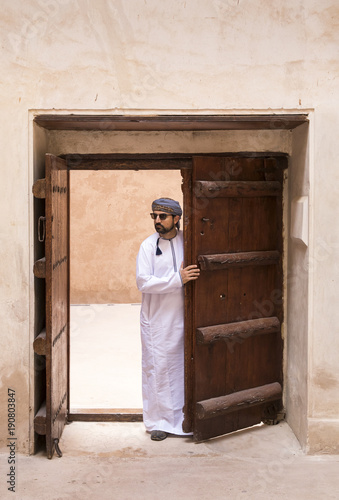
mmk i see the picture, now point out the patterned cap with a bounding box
[152,198,182,217]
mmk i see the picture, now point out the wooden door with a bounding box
[33,154,70,458]
[186,155,285,441]
[45,154,69,458]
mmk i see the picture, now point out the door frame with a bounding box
[49,152,289,428]
[30,113,310,454]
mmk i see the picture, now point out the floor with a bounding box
[70,304,142,409]
[2,422,339,500]
[1,305,338,499]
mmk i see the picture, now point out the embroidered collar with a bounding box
[156,231,178,255]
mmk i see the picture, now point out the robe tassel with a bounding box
[156,238,162,255]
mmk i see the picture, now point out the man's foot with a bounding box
[151,430,167,441]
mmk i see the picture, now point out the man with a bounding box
[136,197,200,441]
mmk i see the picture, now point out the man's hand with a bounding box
[180,262,200,284]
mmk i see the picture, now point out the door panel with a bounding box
[45,154,69,458]
[191,156,284,441]
[195,197,279,254]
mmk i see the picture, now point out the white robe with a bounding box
[136,230,189,435]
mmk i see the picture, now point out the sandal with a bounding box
[151,430,167,441]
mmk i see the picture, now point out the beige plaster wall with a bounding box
[0,0,338,455]
[70,169,183,304]
[285,123,310,449]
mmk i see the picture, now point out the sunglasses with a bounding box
[150,213,173,220]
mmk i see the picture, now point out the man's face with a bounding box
[153,211,179,235]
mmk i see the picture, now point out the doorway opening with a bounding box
[31,113,310,457]
[69,168,183,414]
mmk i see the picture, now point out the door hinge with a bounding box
[54,438,63,458]
[262,405,285,425]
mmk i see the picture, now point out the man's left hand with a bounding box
[180,263,200,284]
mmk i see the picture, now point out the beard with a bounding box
[155,220,175,234]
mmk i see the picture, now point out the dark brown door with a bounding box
[187,155,285,441]
[45,154,69,458]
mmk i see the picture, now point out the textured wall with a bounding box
[0,0,339,455]
[70,169,183,304]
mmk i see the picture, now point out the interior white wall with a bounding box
[285,122,311,450]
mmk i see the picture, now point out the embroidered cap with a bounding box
[152,198,182,216]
